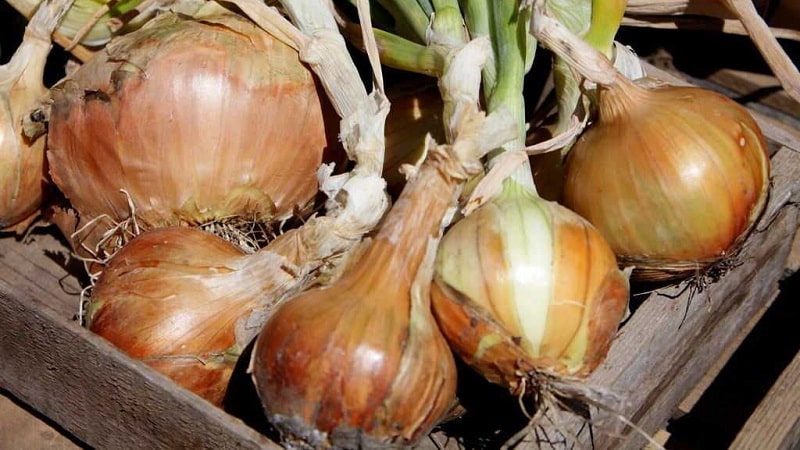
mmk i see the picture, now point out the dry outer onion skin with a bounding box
[431,179,630,389]
[47,11,336,253]
[562,78,770,282]
[0,0,73,232]
[87,226,296,406]
[249,145,463,448]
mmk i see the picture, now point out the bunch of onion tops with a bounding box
[2,0,775,447]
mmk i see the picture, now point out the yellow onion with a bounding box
[0,0,72,232]
[431,179,630,393]
[562,77,770,282]
[249,144,468,448]
[87,226,295,406]
[47,10,337,254]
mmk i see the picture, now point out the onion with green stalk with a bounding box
[526,0,771,283]
[247,2,520,446]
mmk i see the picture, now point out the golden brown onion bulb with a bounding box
[47,11,336,254]
[432,179,630,392]
[87,226,295,406]
[562,77,770,281]
[250,145,462,449]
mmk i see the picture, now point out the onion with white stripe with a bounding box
[431,178,630,393]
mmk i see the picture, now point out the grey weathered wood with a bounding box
[731,349,800,450]
[0,234,278,449]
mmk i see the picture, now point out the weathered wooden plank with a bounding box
[676,289,774,416]
[730,349,800,450]
[0,236,278,449]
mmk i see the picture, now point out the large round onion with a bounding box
[562,78,770,281]
[47,10,336,254]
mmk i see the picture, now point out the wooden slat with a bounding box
[676,292,775,416]
[0,234,278,449]
[731,350,800,450]
[0,392,80,449]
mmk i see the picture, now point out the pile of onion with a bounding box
[46,8,337,257]
[44,6,343,406]
[562,75,770,282]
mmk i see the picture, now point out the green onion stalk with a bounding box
[5,0,146,48]
[340,0,541,198]
[550,0,628,143]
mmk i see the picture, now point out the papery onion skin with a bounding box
[87,226,294,406]
[0,2,58,232]
[0,83,46,232]
[562,80,770,281]
[431,180,629,390]
[250,146,461,449]
[47,11,336,253]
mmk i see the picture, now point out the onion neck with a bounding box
[482,0,536,190]
[597,74,649,123]
[347,148,463,291]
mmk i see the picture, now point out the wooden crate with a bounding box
[0,64,798,449]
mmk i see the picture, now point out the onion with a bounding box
[0,0,72,232]
[87,226,295,406]
[249,161,460,446]
[46,9,337,255]
[431,178,630,393]
[562,76,770,282]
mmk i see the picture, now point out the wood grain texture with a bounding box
[731,349,800,450]
[0,233,278,449]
